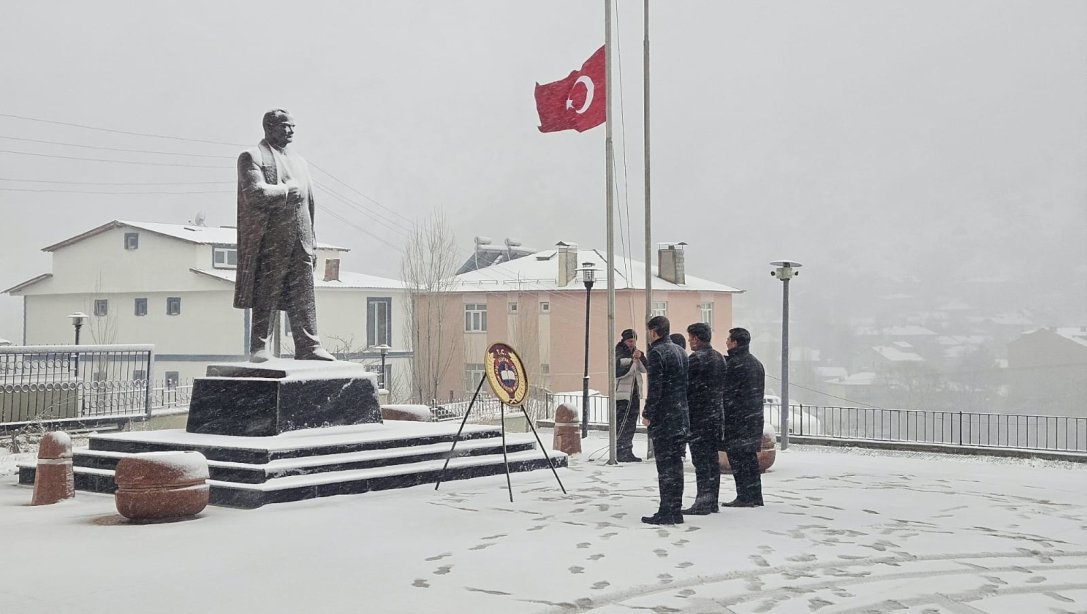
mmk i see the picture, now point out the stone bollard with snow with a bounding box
[719,424,778,474]
[31,431,75,505]
[552,403,581,455]
[114,451,210,521]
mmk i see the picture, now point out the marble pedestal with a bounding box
[186,360,382,437]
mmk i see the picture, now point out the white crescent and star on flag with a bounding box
[565,76,594,114]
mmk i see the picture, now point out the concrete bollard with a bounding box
[31,431,75,505]
[719,426,778,474]
[114,451,210,521]
[552,403,582,455]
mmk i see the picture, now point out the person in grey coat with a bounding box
[720,327,766,507]
[640,316,690,525]
[614,329,647,462]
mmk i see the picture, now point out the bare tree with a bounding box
[400,210,460,404]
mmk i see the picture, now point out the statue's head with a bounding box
[262,109,295,148]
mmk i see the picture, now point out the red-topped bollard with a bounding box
[114,451,210,520]
[31,431,75,505]
[552,403,582,455]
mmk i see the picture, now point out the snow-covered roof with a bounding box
[856,325,937,337]
[2,273,52,295]
[814,366,848,379]
[191,268,404,290]
[451,248,741,293]
[872,345,925,362]
[41,220,349,252]
[1056,327,1087,348]
[826,371,878,386]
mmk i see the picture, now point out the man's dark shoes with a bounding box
[617,453,642,463]
[721,499,763,508]
[641,513,684,525]
[681,502,719,515]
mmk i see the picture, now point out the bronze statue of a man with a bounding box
[234,109,334,363]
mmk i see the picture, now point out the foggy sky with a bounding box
[1,0,1085,346]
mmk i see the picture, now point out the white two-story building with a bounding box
[4,220,411,399]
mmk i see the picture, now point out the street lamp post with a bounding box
[770,261,801,451]
[374,344,391,390]
[67,312,88,378]
[578,262,596,438]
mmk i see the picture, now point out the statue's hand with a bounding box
[285,181,303,204]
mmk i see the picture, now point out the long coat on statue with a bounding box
[233,139,316,310]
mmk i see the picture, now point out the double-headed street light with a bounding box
[770,261,801,450]
[577,262,597,438]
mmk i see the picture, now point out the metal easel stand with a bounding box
[434,376,566,502]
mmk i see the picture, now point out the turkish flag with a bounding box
[534,46,606,133]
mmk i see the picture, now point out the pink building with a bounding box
[414,242,741,403]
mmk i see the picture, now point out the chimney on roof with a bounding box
[555,241,578,286]
[323,258,340,282]
[657,242,687,285]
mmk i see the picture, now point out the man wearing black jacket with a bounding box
[682,323,726,515]
[721,327,766,507]
[640,316,690,525]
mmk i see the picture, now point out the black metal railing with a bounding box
[0,344,155,426]
[769,403,1087,453]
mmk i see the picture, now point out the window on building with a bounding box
[166,297,181,316]
[212,246,238,269]
[541,363,550,375]
[464,303,487,332]
[367,297,392,347]
[508,301,519,314]
[134,298,148,316]
[539,301,550,313]
[464,363,486,392]
[124,232,139,250]
[282,313,292,337]
[651,301,668,317]
[700,302,714,326]
[94,299,108,317]
[165,371,180,388]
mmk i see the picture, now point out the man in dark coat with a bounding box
[614,329,647,462]
[235,109,334,363]
[640,316,690,525]
[682,322,726,514]
[720,327,766,507]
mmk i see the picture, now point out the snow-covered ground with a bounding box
[2,431,1084,613]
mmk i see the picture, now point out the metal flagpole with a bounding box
[643,0,655,461]
[605,0,618,465]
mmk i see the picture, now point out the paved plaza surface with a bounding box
[2,434,1085,613]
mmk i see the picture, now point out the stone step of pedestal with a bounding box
[86,422,508,464]
[21,447,567,509]
[72,437,540,484]
[17,421,568,508]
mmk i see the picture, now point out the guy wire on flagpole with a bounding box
[643,0,655,461]
[605,0,618,466]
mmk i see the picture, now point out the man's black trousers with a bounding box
[725,444,763,505]
[651,432,685,515]
[688,423,720,501]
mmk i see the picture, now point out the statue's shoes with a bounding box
[297,347,335,361]
[250,349,272,363]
